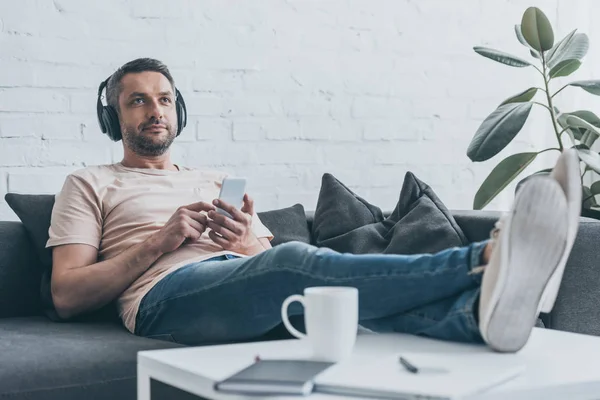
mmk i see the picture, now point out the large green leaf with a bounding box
[473,46,531,68]
[499,87,538,106]
[568,110,600,127]
[569,80,600,95]
[546,29,577,63]
[582,131,600,149]
[521,7,554,52]
[583,186,598,209]
[549,59,581,78]
[558,110,600,143]
[515,24,541,58]
[548,33,589,69]
[577,149,600,174]
[557,113,582,141]
[566,115,600,135]
[467,103,533,162]
[591,181,600,195]
[474,152,538,210]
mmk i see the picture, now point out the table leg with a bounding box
[137,364,151,400]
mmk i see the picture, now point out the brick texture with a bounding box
[1,0,593,221]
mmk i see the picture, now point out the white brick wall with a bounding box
[0,0,596,221]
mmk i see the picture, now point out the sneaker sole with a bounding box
[481,178,568,353]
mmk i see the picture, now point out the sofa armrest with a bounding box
[452,210,600,336]
[549,217,600,336]
[451,209,501,243]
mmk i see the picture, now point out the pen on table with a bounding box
[399,356,419,374]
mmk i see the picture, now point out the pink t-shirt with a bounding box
[46,163,273,333]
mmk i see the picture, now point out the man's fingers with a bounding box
[183,216,205,237]
[212,199,245,221]
[207,220,236,241]
[241,193,254,216]
[181,209,209,226]
[197,213,208,226]
[207,211,243,234]
[181,201,216,213]
[208,230,229,248]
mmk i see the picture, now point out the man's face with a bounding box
[118,71,178,156]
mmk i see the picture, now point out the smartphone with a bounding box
[216,177,247,218]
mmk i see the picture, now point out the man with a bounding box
[47,58,581,353]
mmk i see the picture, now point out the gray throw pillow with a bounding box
[312,172,469,255]
[5,193,55,270]
[256,204,311,246]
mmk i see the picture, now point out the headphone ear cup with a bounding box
[176,102,183,136]
[175,90,187,136]
[103,106,122,142]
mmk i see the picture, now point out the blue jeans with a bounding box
[135,241,488,345]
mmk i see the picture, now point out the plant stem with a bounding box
[558,127,573,146]
[533,102,551,112]
[532,64,544,76]
[537,147,562,155]
[552,83,569,98]
[542,51,564,152]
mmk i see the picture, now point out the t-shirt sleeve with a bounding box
[251,212,274,241]
[46,174,103,249]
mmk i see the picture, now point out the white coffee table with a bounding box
[138,328,600,400]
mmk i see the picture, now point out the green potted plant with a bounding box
[468,6,600,218]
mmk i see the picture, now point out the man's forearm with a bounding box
[52,236,164,319]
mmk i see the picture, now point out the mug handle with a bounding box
[281,294,306,339]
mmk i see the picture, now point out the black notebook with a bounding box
[214,359,334,396]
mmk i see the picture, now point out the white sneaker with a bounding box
[479,176,569,353]
[542,148,582,312]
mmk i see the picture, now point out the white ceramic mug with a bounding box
[281,287,359,362]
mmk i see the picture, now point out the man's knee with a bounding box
[270,241,317,261]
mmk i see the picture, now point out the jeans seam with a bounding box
[405,301,474,323]
[403,311,440,323]
[137,260,471,316]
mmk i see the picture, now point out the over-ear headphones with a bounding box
[96,75,187,142]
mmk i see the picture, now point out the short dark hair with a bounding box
[106,58,176,112]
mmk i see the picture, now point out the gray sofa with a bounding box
[1,209,600,400]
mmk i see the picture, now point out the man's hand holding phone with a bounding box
[207,193,264,256]
[149,201,215,255]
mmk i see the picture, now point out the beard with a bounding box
[121,120,177,157]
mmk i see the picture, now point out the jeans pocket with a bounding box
[145,333,176,343]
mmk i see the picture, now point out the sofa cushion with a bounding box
[312,172,469,254]
[0,222,42,318]
[0,316,183,400]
